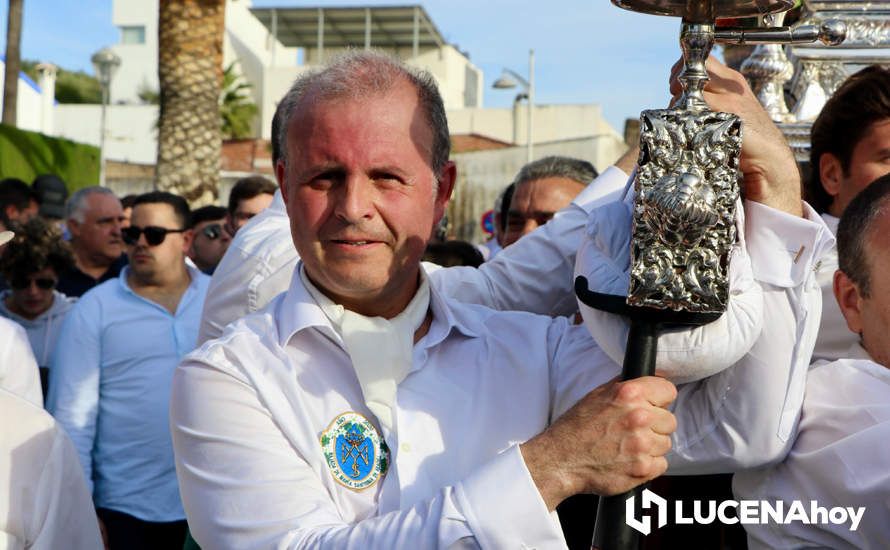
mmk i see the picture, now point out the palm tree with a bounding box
[155,0,226,205]
[2,0,24,126]
[220,62,258,140]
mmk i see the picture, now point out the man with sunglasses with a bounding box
[49,191,210,550]
[188,205,230,275]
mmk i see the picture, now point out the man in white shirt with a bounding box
[49,192,210,549]
[806,66,890,361]
[736,174,890,549]
[172,52,830,548]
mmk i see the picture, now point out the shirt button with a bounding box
[401,442,412,452]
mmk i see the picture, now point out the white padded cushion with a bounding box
[574,187,763,384]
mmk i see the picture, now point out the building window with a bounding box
[120,26,145,45]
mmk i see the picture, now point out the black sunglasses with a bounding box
[122,225,187,246]
[11,276,57,290]
[200,223,223,240]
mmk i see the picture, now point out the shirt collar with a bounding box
[117,263,204,299]
[820,212,839,236]
[419,265,482,348]
[277,261,483,348]
[270,189,287,214]
[277,262,341,347]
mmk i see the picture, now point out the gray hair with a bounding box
[512,156,598,189]
[837,173,890,297]
[276,50,450,174]
[65,186,119,223]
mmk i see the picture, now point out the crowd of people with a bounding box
[0,49,888,550]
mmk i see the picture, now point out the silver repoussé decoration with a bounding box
[628,23,741,313]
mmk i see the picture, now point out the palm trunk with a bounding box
[2,0,24,126]
[155,0,226,205]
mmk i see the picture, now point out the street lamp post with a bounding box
[493,49,535,163]
[91,47,121,187]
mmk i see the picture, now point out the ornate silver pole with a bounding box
[630,20,740,314]
[578,2,844,549]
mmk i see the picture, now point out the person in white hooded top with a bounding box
[0,218,76,397]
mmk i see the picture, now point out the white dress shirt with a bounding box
[47,266,209,522]
[0,316,42,407]
[198,190,296,345]
[811,213,856,362]
[734,345,890,549]
[198,167,632,345]
[173,195,832,549]
[0,388,103,549]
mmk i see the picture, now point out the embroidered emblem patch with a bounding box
[320,412,389,491]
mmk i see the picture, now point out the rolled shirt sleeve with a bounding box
[667,200,835,473]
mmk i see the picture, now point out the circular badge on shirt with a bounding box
[320,411,389,491]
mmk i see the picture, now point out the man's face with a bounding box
[9,266,58,319]
[68,193,124,263]
[502,177,585,247]
[126,203,191,281]
[229,193,273,234]
[834,208,890,367]
[2,199,38,230]
[822,118,890,217]
[189,218,230,273]
[277,79,454,317]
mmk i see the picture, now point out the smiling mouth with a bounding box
[332,239,375,246]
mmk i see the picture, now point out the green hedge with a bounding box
[0,123,99,190]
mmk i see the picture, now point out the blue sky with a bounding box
[0,0,685,131]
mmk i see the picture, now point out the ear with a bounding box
[276,159,289,209]
[834,269,864,335]
[819,152,844,201]
[181,229,195,255]
[66,218,81,238]
[433,161,456,224]
[3,204,18,223]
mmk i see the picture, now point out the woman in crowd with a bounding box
[0,217,76,397]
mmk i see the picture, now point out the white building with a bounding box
[0,57,56,134]
[102,1,483,141]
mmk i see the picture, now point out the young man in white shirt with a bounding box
[736,174,890,549]
[806,66,890,361]
[172,52,830,548]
